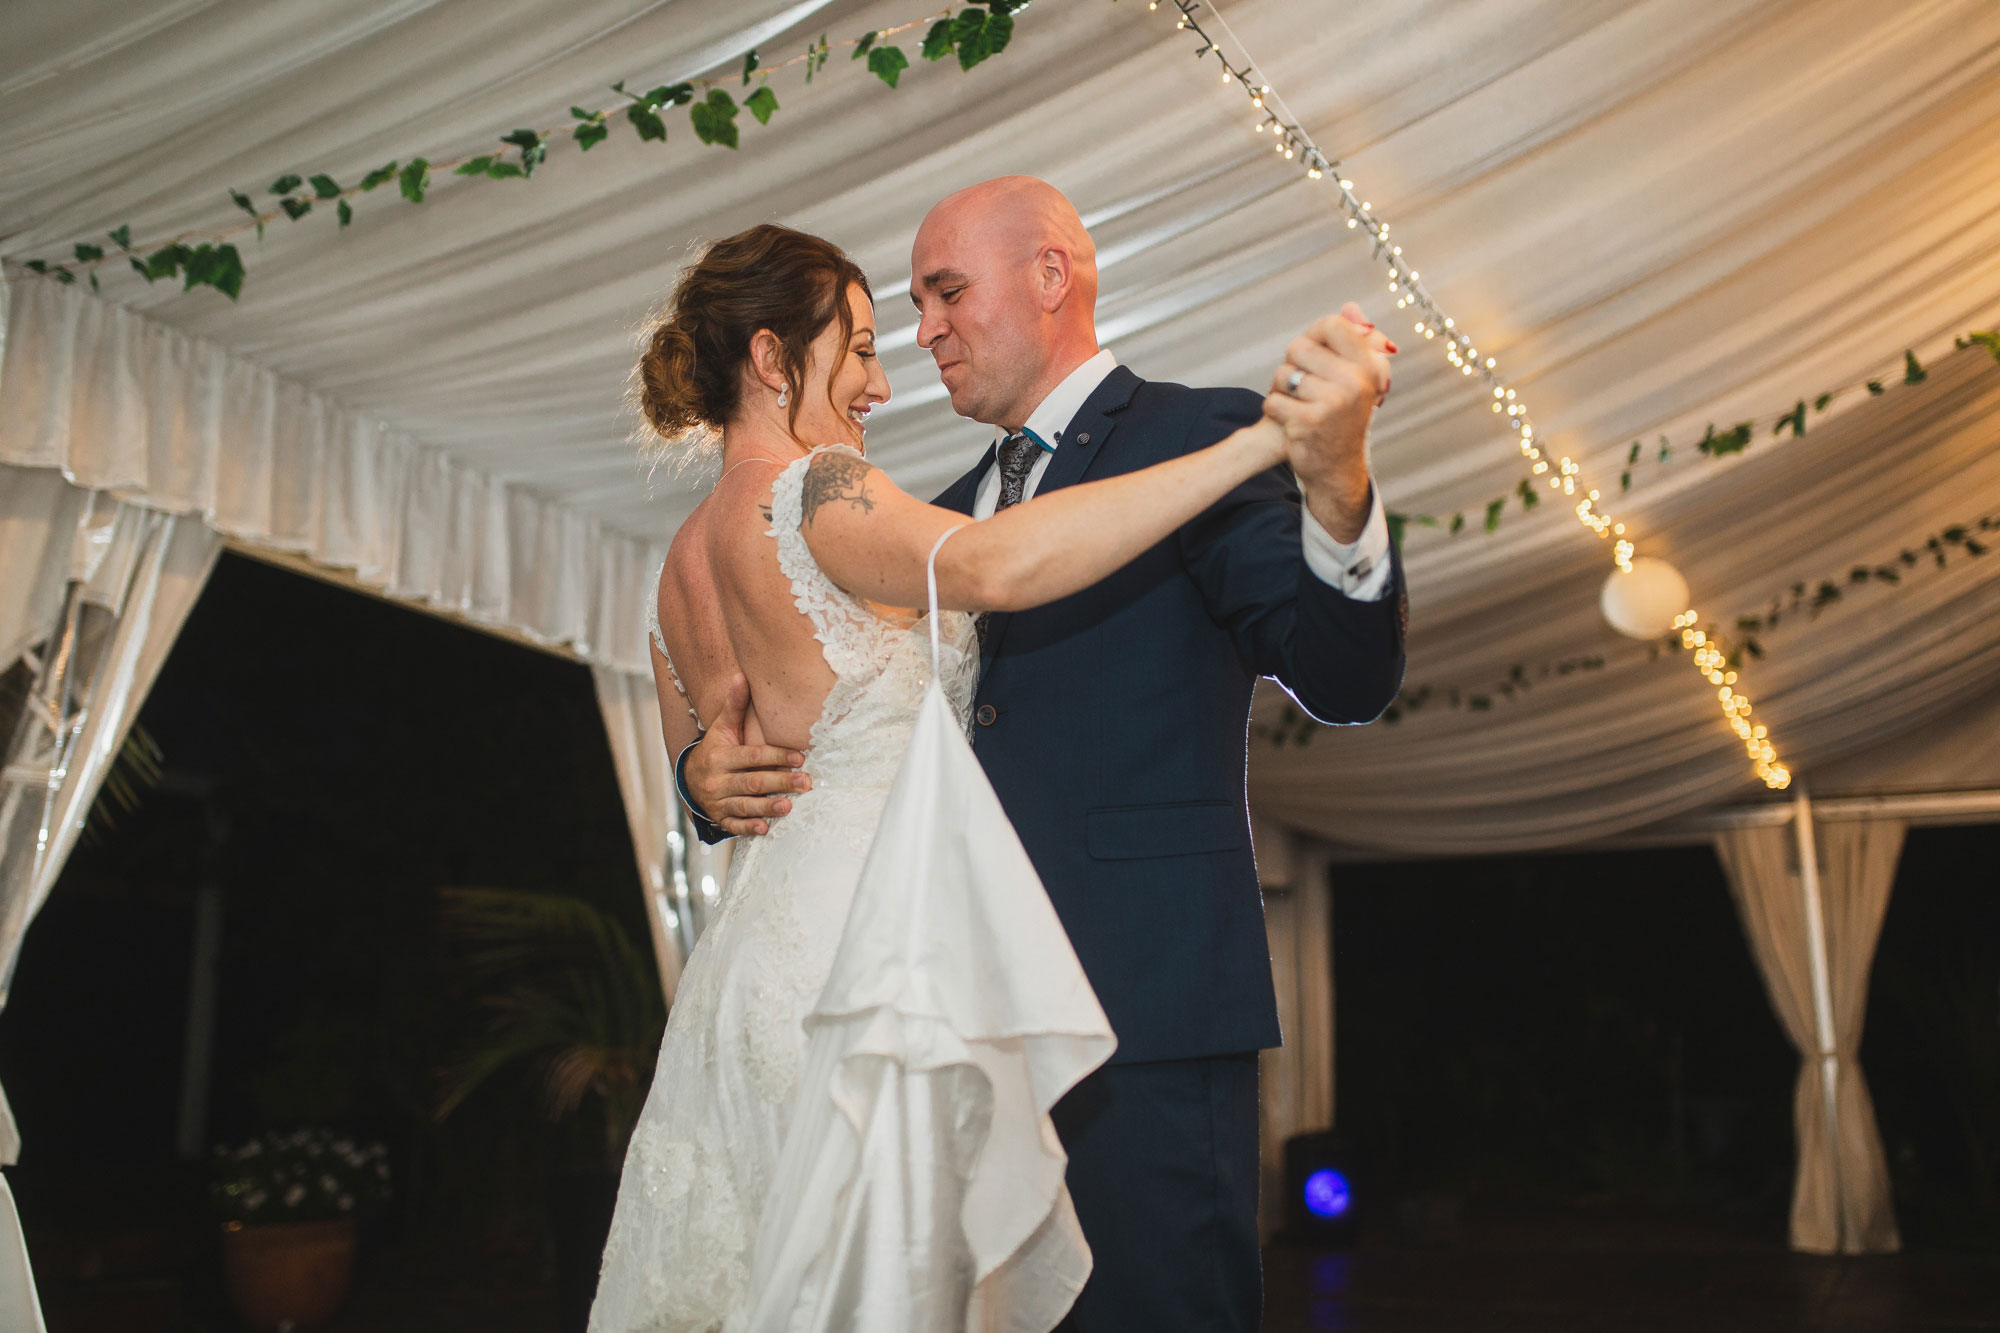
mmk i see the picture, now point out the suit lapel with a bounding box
[979,366,1142,671]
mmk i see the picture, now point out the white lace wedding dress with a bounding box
[591,445,1114,1333]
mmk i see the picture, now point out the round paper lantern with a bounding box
[1600,557,1690,639]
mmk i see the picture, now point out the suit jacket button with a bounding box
[1075,431,1091,446]
[976,704,997,727]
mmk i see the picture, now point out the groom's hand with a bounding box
[684,673,811,837]
[1264,303,1396,544]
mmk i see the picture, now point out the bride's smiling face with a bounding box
[789,282,889,450]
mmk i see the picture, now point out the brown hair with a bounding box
[633,224,872,458]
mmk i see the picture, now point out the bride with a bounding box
[589,223,1387,1332]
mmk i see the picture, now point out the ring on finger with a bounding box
[1283,366,1307,397]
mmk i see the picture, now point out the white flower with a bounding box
[284,1184,306,1208]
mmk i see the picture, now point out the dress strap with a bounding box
[924,526,969,677]
[645,570,702,731]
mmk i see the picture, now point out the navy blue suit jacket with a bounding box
[925,365,1407,1065]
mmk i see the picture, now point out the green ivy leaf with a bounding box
[270,174,303,195]
[952,9,991,68]
[1516,476,1539,510]
[51,266,75,285]
[984,0,1029,14]
[1627,440,1641,465]
[360,162,399,191]
[1903,349,1926,385]
[1866,379,1884,395]
[338,199,353,228]
[982,10,1014,58]
[130,256,152,282]
[1959,330,2000,362]
[743,48,759,84]
[501,129,546,176]
[309,174,342,199]
[24,259,48,273]
[570,105,601,121]
[745,84,779,124]
[89,272,100,293]
[575,120,609,150]
[73,243,104,263]
[628,104,667,142]
[455,157,496,176]
[690,89,740,148]
[183,243,246,300]
[1621,470,1632,492]
[644,82,695,107]
[1773,400,1805,438]
[108,224,133,250]
[922,18,956,60]
[485,161,526,179]
[146,244,192,281]
[1484,498,1505,532]
[868,45,909,87]
[280,197,313,220]
[1814,392,1833,411]
[1449,512,1465,535]
[853,29,878,58]
[400,158,430,203]
[1386,513,1407,548]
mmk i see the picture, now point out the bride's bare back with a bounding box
[651,460,921,762]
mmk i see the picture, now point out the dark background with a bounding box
[1,551,1993,1329]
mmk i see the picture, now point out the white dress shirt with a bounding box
[970,349,1392,600]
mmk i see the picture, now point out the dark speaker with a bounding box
[1282,1130,1360,1245]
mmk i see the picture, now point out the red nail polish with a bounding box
[1385,340,1400,354]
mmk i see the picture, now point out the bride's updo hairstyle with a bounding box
[635,223,872,460]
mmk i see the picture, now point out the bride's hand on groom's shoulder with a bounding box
[686,673,811,837]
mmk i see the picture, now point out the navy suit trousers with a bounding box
[1052,1053,1262,1333]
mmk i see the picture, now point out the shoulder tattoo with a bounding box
[800,452,875,525]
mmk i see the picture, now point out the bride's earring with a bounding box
[775,384,789,409]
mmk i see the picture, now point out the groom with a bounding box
[683,177,1405,1330]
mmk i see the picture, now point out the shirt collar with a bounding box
[996,348,1119,454]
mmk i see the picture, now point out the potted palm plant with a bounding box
[210,1127,391,1329]
[434,887,666,1331]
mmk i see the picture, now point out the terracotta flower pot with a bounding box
[220,1216,357,1329]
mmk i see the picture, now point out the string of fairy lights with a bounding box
[1150,0,1792,788]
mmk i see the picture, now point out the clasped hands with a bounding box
[1261,301,1396,544]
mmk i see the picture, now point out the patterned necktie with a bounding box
[977,431,1043,648]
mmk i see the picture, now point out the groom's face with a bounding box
[910,210,1045,428]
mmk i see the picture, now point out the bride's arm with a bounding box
[799,418,1285,613]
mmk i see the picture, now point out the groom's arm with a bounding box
[1175,389,1406,724]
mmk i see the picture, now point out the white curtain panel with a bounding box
[0,278,669,675]
[0,478,219,1331]
[591,663,732,1003]
[1712,818,1904,1254]
[1253,827,1336,1240]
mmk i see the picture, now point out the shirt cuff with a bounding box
[1300,482,1393,602]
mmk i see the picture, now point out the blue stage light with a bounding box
[1302,1168,1351,1219]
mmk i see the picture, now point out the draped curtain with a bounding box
[1255,826,1337,1239]
[0,466,221,1329]
[1712,817,1905,1254]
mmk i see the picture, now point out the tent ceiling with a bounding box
[5,0,1999,849]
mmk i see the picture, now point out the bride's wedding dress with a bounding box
[590,445,1115,1333]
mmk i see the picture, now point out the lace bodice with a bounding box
[768,444,979,793]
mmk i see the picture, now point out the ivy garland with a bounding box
[1385,332,2000,547]
[1262,507,1998,747]
[15,2,1029,302]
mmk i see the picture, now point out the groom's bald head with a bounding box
[911,176,1102,430]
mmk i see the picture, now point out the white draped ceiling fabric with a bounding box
[3,0,1998,1282]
